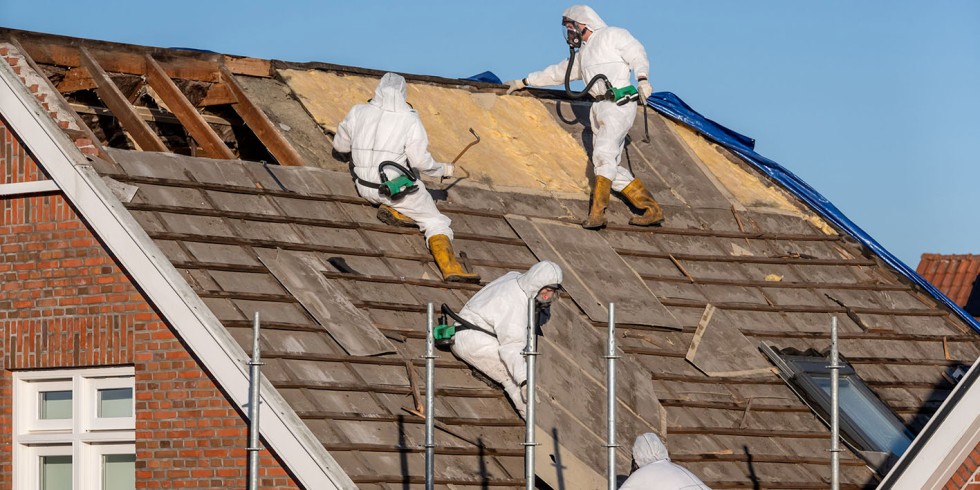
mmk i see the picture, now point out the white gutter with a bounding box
[0,60,355,490]
[877,357,980,489]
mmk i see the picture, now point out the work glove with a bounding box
[637,79,653,101]
[505,78,527,95]
[441,163,455,178]
[520,383,528,403]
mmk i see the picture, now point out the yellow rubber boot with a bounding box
[582,176,612,230]
[620,178,665,226]
[427,234,481,283]
[377,204,417,227]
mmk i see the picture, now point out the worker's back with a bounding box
[619,460,711,490]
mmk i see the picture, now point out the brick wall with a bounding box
[945,440,980,490]
[0,115,300,488]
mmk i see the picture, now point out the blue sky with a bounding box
[3,1,978,267]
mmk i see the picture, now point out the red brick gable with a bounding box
[0,115,300,489]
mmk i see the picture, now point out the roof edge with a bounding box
[876,356,980,488]
[0,58,355,490]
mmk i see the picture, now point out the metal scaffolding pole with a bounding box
[605,303,618,490]
[524,296,538,490]
[247,312,262,490]
[830,316,841,490]
[425,303,436,490]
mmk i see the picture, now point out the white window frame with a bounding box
[13,366,135,490]
[26,378,74,432]
[85,443,136,490]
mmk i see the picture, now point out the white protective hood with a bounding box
[368,72,412,113]
[562,5,607,31]
[632,432,670,467]
[515,260,563,298]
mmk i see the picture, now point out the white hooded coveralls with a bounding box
[526,5,650,192]
[450,261,563,417]
[620,433,712,490]
[334,73,453,242]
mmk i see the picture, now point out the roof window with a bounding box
[760,345,913,459]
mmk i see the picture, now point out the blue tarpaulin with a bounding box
[645,91,980,334]
[463,71,502,84]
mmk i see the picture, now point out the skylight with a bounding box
[760,345,913,458]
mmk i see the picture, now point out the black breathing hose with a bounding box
[441,304,496,338]
[563,46,612,99]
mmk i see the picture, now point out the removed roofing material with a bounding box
[2,27,978,488]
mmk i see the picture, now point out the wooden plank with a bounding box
[79,47,168,152]
[16,39,220,81]
[219,65,306,166]
[256,248,395,356]
[505,214,680,329]
[198,83,235,106]
[144,54,234,159]
[222,55,272,77]
[55,66,96,92]
[685,305,774,377]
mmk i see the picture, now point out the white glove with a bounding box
[505,78,527,95]
[520,383,528,403]
[638,79,653,101]
[441,163,455,178]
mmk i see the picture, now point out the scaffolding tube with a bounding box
[606,303,618,490]
[830,316,841,490]
[425,303,436,490]
[247,312,262,490]
[524,296,538,490]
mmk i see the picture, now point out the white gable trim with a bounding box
[877,357,980,489]
[0,61,355,490]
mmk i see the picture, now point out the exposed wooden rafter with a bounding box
[144,54,234,159]
[219,65,305,166]
[6,37,109,160]
[79,47,168,152]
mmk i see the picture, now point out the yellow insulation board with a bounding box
[279,69,590,193]
[666,119,836,235]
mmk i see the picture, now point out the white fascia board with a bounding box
[0,180,59,196]
[877,357,980,489]
[0,61,355,490]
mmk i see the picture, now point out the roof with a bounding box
[917,254,980,308]
[2,27,979,489]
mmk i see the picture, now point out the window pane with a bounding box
[41,455,72,490]
[814,376,912,454]
[40,391,72,420]
[103,454,136,490]
[98,388,133,418]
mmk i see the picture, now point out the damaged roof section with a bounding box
[4,28,980,489]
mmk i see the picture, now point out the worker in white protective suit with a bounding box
[620,433,711,490]
[450,261,563,418]
[505,5,665,229]
[334,73,479,283]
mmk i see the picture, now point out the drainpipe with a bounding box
[425,303,436,490]
[524,297,539,490]
[247,312,262,490]
[830,316,841,490]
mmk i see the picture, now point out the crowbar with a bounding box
[451,128,481,164]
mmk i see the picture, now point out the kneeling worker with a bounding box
[334,72,479,283]
[446,261,563,418]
